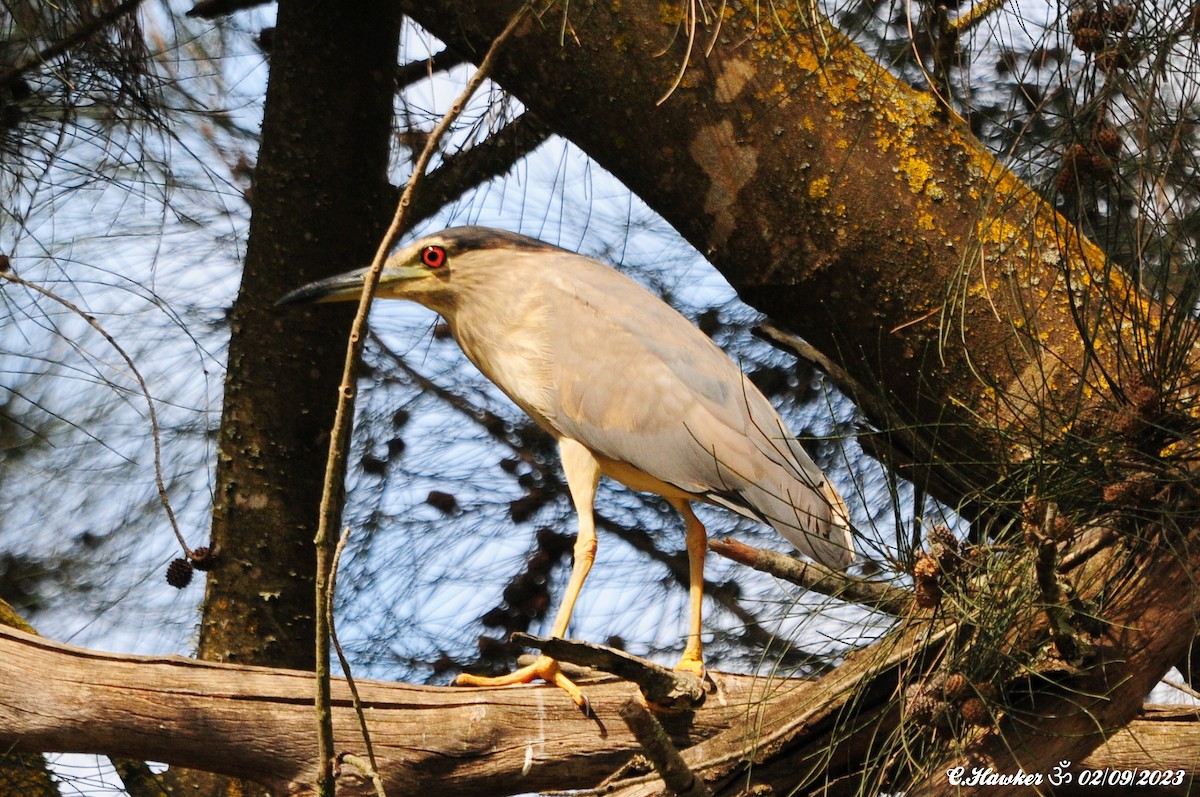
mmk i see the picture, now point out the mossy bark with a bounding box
[399,1,1174,507]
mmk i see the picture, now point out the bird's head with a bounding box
[275,226,565,311]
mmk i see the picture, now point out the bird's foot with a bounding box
[456,654,590,713]
[672,653,707,682]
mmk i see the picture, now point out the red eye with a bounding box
[421,245,447,269]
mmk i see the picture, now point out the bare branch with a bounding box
[396,48,470,90]
[618,699,711,797]
[185,0,268,18]
[403,112,553,227]
[709,538,911,616]
[753,322,976,510]
[0,0,146,91]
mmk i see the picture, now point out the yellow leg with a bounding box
[456,437,600,709]
[669,499,707,678]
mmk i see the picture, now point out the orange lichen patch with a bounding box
[899,155,933,194]
[808,176,831,200]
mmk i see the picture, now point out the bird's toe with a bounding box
[456,654,590,711]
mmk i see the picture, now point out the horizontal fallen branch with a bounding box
[2,624,1197,796]
[0,625,787,797]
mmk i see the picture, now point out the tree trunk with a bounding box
[201,0,400,670]
[179,1,402,794]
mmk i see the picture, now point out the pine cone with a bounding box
[1106,3,1135,31]
[942,673,969,701]
[959,696,991,727]
[166,558,194,589]
[1094,126,1122,156]
[904,684,942,725]
[915,579,942,609]
[1073,27,1107,53]
[913,554,940,581]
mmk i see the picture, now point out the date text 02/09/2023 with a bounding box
[946,764,1187,788]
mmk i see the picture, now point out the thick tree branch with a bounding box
[4,624,1196,797]
[0,625,798,797]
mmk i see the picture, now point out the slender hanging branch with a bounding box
[708,538,911,616]
[0,273,188,556]
[310,7,531,795]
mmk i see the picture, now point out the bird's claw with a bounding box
[673,654,707,682]
[456,654,590,712]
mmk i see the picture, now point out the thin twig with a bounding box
[311,7,531,795]
[754,321,901,445]
[328,526,386,797]
[754,321,977,506]
[0,273,189,556]
[336,754,387,797]
[0,0,146,90]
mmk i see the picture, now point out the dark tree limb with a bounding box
[396,48,470,90]
[185,0,268,18]
[402,111,553,229]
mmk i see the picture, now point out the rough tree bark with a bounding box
[200,0,400,670]
[0,625,1195,797]
[180,1,402,794]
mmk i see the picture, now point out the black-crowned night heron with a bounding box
[279,226,853,707]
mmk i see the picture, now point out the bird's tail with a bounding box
[820,479,855,568]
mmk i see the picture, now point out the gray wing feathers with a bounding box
[542,256,854,569]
